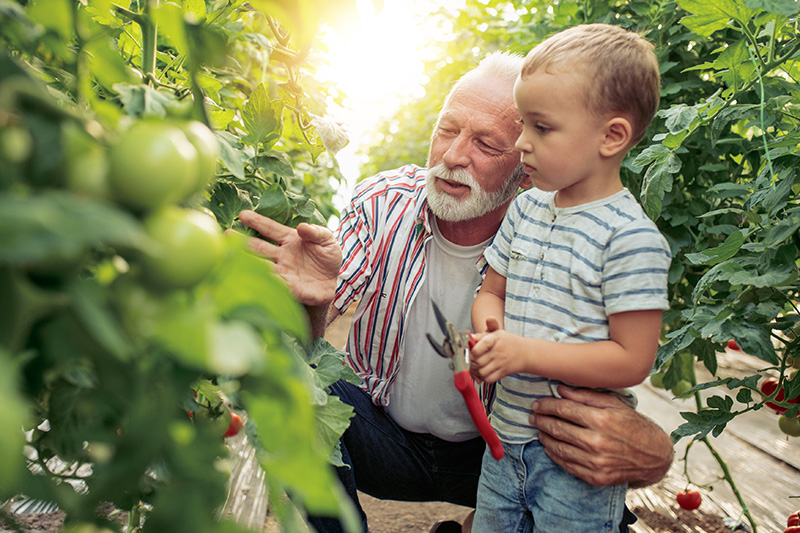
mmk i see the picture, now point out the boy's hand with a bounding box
[469,317,521,384]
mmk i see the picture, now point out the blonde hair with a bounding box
[522,23,660,144]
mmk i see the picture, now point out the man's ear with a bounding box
[600,117,633,158]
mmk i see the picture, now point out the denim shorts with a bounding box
[472,440,627,533]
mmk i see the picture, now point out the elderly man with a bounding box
[239,52,673,533]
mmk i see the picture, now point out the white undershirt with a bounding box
[386,219,491,442]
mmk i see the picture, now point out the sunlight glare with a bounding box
[316,0,464,215]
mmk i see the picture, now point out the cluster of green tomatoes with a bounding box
[65,117,225,289]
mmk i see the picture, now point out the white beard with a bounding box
[425,163,525,221]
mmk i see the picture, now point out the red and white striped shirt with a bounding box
[333,165,433,406]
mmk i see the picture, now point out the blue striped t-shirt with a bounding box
[482,187,672,444]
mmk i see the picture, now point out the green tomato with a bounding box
[778,415,800,437]
[165,95,195,118]
[179,120,219,194]
[0,125,33,164]
[649,371,666,389]
[140,207,223,289]
[62,123,111,199]
[108,121,198,211]
[671,379,693,397]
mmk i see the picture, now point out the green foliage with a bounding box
[0,0,360,530]
[360,0,799,529]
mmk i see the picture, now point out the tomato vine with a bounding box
[0,0,362,531]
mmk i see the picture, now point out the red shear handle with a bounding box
[453,370,504,460]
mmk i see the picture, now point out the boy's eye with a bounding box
[535,124,550,134]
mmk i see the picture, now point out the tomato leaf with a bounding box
[214,131,249,180]
[210,244,308,342]
[207,181,253,229]
[242,83,283,147]
[0,191,148,265]
[314,395,354,466]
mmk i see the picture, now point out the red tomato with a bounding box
[726,339,740,350]
[225,412,244,438]
[784,527,800,533]
[761,377,800,414]
[676,489,702,511]
[787,510,799,527]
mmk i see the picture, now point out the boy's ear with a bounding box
[600,117,633,158]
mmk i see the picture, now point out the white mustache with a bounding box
[429,164,477,188]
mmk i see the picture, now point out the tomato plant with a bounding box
[0,0,363,530]
[671,379,693,398]
[649,371,666,389]
[676,488,702,511]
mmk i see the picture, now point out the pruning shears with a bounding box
[426,301,504,460]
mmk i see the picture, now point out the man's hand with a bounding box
[530,385,673,488]
[236,210,342,307]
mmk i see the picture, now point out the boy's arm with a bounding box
[471,267,506,333]
[471,309,662,388]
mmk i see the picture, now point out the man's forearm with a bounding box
[305,301,335,339]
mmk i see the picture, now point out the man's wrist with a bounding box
[305,301,333,339]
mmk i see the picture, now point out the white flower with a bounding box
[310,114,349,154]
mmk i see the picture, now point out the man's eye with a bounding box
[477,140,499,152]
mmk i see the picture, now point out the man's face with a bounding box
[426,77,523,221]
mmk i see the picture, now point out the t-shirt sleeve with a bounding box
[602,220,671,315]
[481,195,524,277]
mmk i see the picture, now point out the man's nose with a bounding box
[442,133,471,168]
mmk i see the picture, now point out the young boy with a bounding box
[469,24,672,532]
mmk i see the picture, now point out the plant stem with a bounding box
[141,0,158,82]
[128,502,141,532]
[700,435,758,533]
[690,377,758,532]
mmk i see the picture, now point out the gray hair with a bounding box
[443,51,524,108]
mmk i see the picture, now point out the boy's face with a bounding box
[513,68,611,206]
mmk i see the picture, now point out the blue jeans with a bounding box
[308,380,637,533]
[472,440,627,533]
